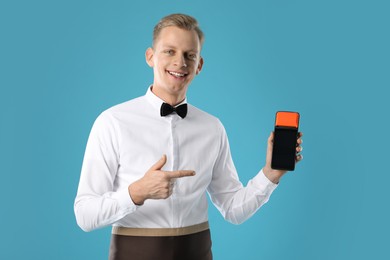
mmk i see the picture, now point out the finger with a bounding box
[296,146,303,152]
[267,132,274,153]
[149,154,167,171]
[296,154,303,161]
[169,180,175,194]
[296,132,303,144]
[265,132,274,165]
[268,131,274,144]
[166,170,196,179]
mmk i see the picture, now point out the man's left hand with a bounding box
[262,132,303,184]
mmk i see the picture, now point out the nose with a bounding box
[174,54,187,68]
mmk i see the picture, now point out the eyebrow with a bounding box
[161,45,199,53]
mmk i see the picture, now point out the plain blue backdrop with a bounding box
[1,0,389,259]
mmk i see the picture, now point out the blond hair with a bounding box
[153,13,204,47]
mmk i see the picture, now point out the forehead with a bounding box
[154,26,200,52]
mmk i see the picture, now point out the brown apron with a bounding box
[109,222,212,260]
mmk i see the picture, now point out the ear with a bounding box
[196,56,204,75]
[145,47,154,67]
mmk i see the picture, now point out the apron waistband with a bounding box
[112,221,209,237]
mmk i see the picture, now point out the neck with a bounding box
[151,86,186,106]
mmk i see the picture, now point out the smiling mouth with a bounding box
[167,70,188,78]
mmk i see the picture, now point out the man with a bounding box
[74,13,303,260]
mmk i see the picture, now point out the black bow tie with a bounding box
[160,103,188,118]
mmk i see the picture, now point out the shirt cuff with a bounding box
[112,188,140,211]
[251,169,278,195]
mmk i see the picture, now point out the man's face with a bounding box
[146,26,203,99]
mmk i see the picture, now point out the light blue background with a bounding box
[1,0,389,259]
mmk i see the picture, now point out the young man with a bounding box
[74,13,303,260]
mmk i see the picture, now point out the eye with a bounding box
[164,49,174,55]
[187,53,197,60]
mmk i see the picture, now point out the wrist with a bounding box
[128,182,146,205]
[263,166,284,184]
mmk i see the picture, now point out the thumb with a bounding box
[266,132,274,164]
[150,154,167,171]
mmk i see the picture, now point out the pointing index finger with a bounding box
[166,170,196,179]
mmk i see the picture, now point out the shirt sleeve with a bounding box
[207,121,278,225]
[74,112,138,232]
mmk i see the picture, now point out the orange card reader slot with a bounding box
[275,111,299,128]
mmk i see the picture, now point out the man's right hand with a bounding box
[128,155,195,205]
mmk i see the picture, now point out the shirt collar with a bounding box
[145,85,188,112]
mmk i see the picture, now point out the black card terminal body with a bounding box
[271,111,300,171]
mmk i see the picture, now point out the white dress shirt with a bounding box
[74,87,278,232]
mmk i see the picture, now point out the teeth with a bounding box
[168,71,185,77]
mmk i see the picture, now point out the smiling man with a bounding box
[145,25,203,106]
[74,14,302,260]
